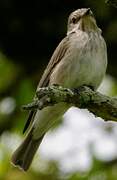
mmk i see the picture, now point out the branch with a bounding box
[105,0,117,8]
[22,85,117,122]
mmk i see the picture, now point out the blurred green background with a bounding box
[0,0,117,179]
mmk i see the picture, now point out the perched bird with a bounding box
[11,8,107,171]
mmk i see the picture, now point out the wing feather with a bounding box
[23,36,70,133]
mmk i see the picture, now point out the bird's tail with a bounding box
[11,129,44,171]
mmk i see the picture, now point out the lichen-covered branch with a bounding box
[22,85,117,122]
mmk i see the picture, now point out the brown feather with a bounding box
[12,36,70,170]
[11,128,44,171]
[23,36,70,133]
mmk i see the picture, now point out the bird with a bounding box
[11,8,107,171]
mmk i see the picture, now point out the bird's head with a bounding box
[67,8,101,34]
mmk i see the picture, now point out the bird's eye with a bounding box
[72,17,77,24]
[72,17,80,24]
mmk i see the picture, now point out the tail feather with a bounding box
[11,129,44,171]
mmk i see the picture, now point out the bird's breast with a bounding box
[50,32,107,90]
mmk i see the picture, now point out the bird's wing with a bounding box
[38,36,70,88]
[23,36,70,133]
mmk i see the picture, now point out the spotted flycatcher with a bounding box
[11,8,107,171]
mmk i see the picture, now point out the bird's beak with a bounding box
[83,8,91,16]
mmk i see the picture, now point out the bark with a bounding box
[22,85,117,122]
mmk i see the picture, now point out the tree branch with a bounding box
[22,85,117,122]
[105,0,117,8]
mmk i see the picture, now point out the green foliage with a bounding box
[0,53,18,92]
